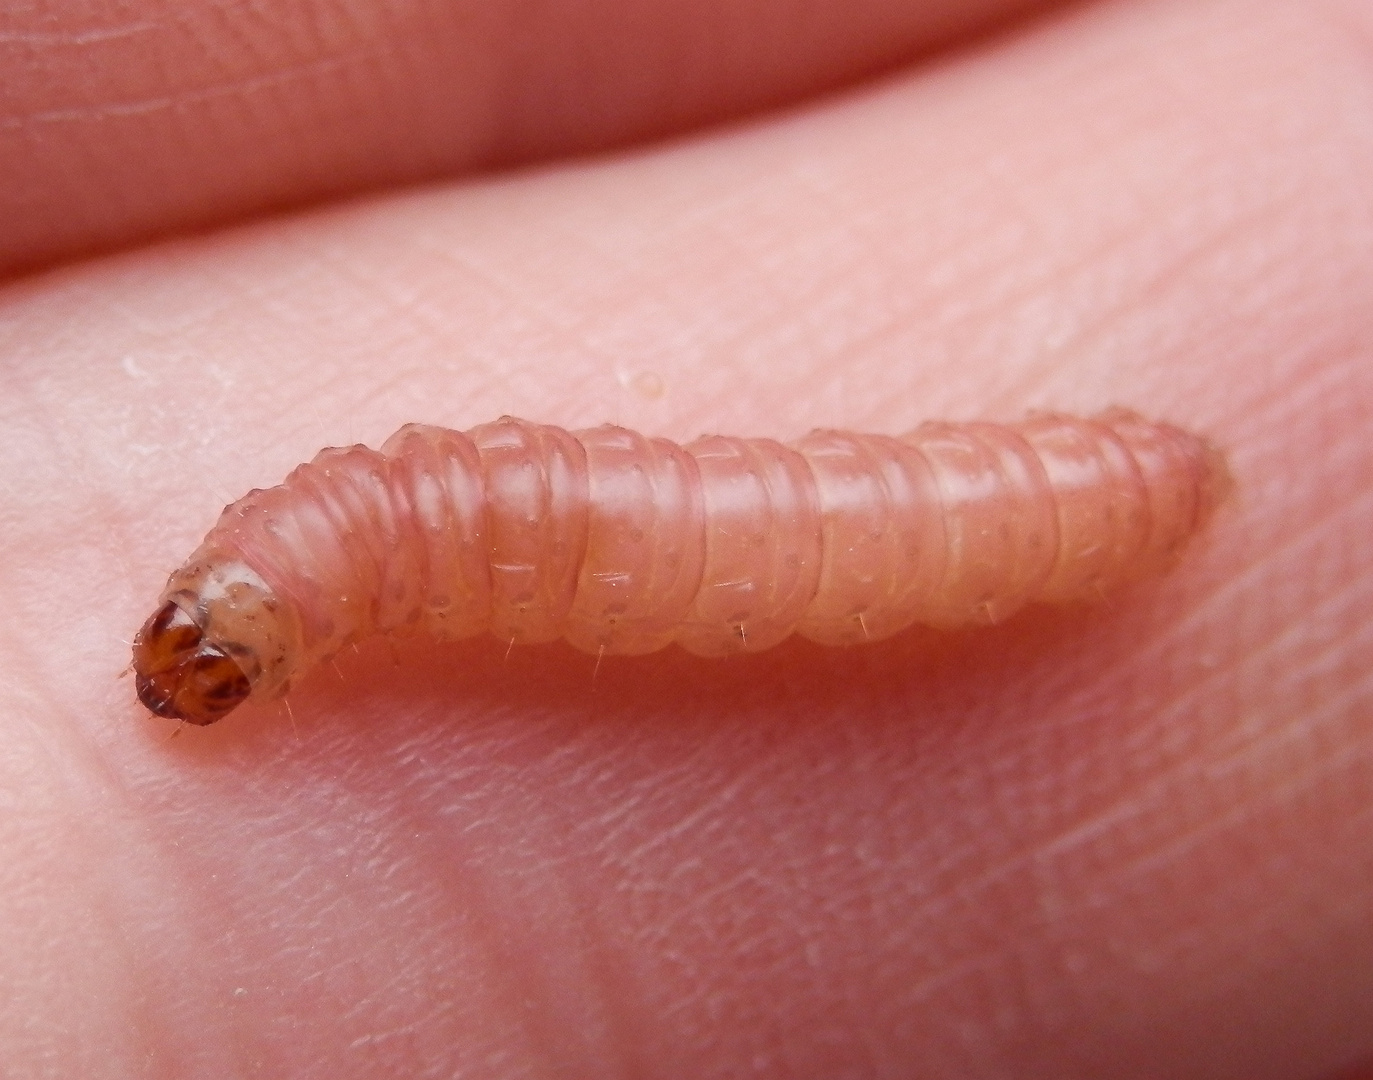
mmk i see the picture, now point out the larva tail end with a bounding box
[132,602,252,726]
[1198,439,1235,526]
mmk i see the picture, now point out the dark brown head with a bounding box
[132,602,252,725]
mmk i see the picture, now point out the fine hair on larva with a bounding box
[132,410,1229,725]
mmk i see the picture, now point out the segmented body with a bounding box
[132,411,1228,724]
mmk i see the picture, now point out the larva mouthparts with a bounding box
[132,411,1229,725]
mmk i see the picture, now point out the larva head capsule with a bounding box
[132,548,303,725]
[133,602,252,725]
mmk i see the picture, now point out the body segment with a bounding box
[133,411,1228,724]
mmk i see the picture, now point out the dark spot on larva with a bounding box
[132,602,251,725]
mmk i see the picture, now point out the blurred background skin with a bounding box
[1,0,1371,1078]
[0,0,1057,277]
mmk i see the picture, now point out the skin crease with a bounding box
[0,0,1371,1077]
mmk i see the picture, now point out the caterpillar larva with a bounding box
[132,411,1228,725]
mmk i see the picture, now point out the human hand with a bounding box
[1,0,1371,1076]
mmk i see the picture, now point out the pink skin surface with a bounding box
[1,0,1371,1076]
[0,0,1057,276]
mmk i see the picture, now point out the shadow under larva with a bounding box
[131,410,1229,727]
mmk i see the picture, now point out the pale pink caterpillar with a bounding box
[132,410,1228,725]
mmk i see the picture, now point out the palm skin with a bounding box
[1,0,1371,1077]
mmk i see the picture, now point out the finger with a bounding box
[0,0,1065,276]
[2,0,1371,1077]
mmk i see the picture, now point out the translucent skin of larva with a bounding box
[133,410,1228,724]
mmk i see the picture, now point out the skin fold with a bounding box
[0,0,1059,277]
[1,0,1371,1076]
